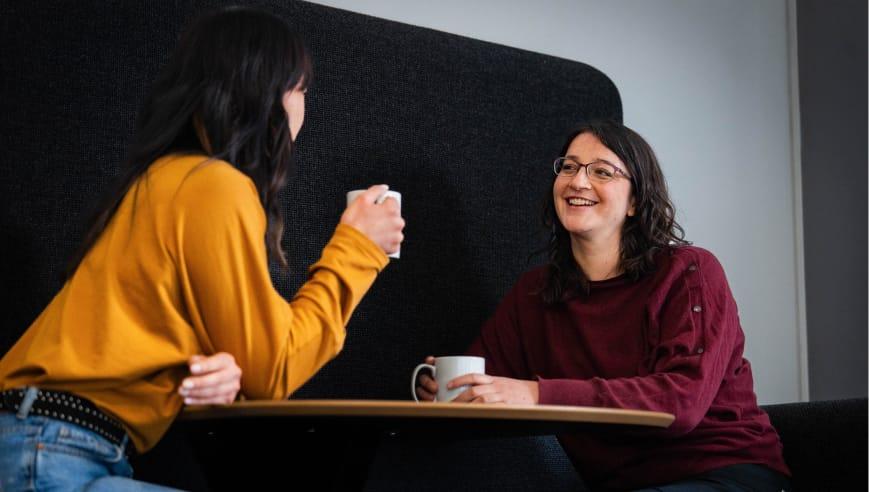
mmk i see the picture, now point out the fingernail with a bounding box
[183,380,194,389]
[184,398,194,405]
[191,364,202,373]
[179,389,188,396]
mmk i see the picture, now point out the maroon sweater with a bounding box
[467,246,789,490]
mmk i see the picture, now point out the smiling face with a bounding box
[553,132,635,248]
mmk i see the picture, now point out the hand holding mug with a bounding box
[342,185,404,258]
[411,355,485,402]
[447,374,539,405]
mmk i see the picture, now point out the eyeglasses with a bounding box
[553,157,631,183]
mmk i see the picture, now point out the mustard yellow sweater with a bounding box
[0,154,388,452]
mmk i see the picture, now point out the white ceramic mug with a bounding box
[411,356,485,402]
[346,189,402,259]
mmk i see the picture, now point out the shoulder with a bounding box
[668,245,721,268]
[505,265,549,304]
[657,245,729,289]
[516,265,548,289]
[146,155,266,235]
[162,155,261,213]
[175,156,258,198]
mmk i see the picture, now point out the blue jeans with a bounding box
[0,397,179,491]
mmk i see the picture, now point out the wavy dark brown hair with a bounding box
[541,120,689,304]
[66,7,311,278]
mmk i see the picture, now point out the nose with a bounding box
[567,166,591,190]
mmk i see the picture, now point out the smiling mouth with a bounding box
[566,197,597,206]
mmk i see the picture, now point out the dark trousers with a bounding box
[632,463,791,492]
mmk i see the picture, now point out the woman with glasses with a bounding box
[416,120,790,491]
[0,7,403,490]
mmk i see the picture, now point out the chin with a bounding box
[562,222,594,236]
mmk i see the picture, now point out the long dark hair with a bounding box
[66,7,312,278]
[541,120,689,304]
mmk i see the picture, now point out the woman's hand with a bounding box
[340,184,405,256]
[414,355,438,401]
[449,374,539,405]
[178,352,242,405]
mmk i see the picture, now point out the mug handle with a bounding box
[411,363,436,402]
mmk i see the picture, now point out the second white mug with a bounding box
[411,356,485,402]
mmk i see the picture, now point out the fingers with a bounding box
[454,378,537,405]
[414,356,438,401]
[359,184,390,204]
[180,352,242,405]
[188,352,236,375]
[181,368,239,393]
[417,357,437,392]
[417,373,438,394]
[450,383,495,403]
[384,224,405,255]
[180,381,241,404]
[447,373,492,389]
[452,384,507,404]
[415,385,436,401]
[470,397,507,405]
[379,195,400,208]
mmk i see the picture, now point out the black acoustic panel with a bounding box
[0,1,620,401]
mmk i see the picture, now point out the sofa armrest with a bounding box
[762,398,867,490]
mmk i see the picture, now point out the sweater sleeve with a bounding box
[174,163,388,400]
[466,280,533,380]
[537,252,740,436]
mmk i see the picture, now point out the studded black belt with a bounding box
[0,388,129,448]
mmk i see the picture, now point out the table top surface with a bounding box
[181,399,674,428]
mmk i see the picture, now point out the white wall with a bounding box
[309,0,802,404]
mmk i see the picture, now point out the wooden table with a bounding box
[181,399,672,439]
[174,400,673,491]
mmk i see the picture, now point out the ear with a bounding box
[627,197,636,217]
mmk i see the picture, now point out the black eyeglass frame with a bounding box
[552,156,632,182]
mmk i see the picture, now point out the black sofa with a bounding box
[1,1,865,491]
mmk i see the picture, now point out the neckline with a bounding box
[587,273,630,289]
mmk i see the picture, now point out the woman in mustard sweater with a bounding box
[0,7,404,491]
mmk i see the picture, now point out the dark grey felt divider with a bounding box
[0,1,619,489]
[0,0,619,398]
